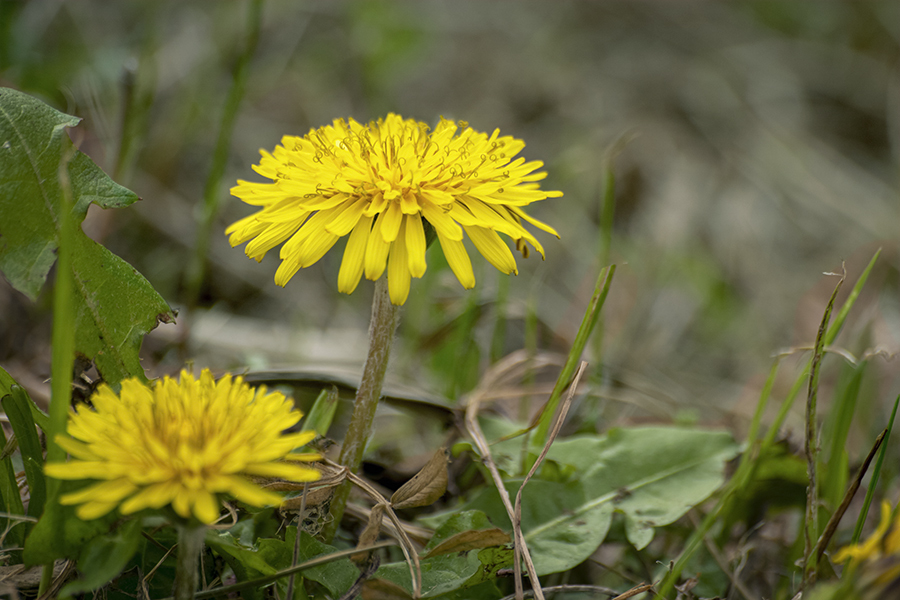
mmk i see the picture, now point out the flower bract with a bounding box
[226,114,562,305]
[44,369,320,524]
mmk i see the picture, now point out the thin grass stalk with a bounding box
[532,264,615,448]
[801,268,844,588]
[324,276,401,542]
[184,0,263,308]
[852,394,900,544]
[39,143,79,597]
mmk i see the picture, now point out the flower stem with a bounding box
[324,276,401,542]
[174,524,206,600]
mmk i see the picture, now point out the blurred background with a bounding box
[1,1,899,454]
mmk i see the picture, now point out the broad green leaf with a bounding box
[426,478,613,576]
[290,531,358,598]
[23,478,120,566]
[550,427,739,551]
[435,426,738,575]
[206,531,273,600]
[206,529,357,600]
[375,545,514,598]
[59,518,142,596]
[0,87,173,384]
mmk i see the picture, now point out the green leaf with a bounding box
[0,87,173,384]
[2,387,46,520]
[549,427,739,550]
[59,518,143,596]
[435,426,738,575]
[290,531,358,598]
[206,532,272,600]
[22,478,120,566]
[300,386,339,437]
[375,545,514,598]
[206,529,357,600]
[0,365,50,438]
[423,510,507,553]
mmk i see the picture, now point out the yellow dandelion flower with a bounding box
[226,114,562,305]
[44,369,320,524]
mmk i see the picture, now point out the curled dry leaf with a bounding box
[390,447,449,510]
[352,503,386,566]
[423,527,511,559]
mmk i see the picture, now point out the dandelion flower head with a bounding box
[226,114,562,305]
[44,369,320,524]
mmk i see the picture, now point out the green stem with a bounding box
[39,140,78,597]
[324,276,401,542]
[174,524,207,600]
[184,0,263,308]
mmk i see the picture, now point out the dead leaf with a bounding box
[390,447,448,510]
[352,503,386,565]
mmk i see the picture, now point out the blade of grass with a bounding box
[532,264,615,448]
[0,403,25,552]
[823,249,880,348]
[852,394,900,544]
[801,265,845,588]
[300,386,339,438]
[1,388,46,521]
[822,360,866,509]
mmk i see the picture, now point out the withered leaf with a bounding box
[423,527,511,558]
[352,503,386,565]
[390,447,449,510]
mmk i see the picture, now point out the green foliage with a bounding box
[1,387,45,521]
[436,427,738,576]
[374,545,514,598]
[0,87,173,384]
[59,518,143,597]
[22,479,121,565]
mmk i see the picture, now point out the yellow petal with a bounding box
[405,213,427,278]
[465,225,518,275]
[438,234,475,289]
[420,198,462,241]
[325,197,367,236]
[380,200,403,243]
[338,215,372,294]
[387,221,411,305]
[365,212,391,280]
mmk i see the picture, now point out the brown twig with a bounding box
[813,426,887,564]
